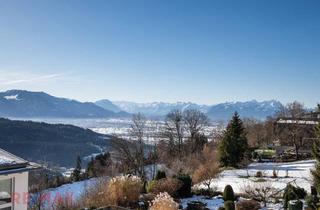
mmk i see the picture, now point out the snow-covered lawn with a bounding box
[186,160,315,210]
[202,159,315,194]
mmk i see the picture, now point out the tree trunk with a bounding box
[294,142,299,160]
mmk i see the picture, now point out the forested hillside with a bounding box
[0,118,111,167]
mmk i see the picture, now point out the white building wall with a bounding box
[0,171,29,210]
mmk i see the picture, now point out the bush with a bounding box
[242,181,277,208]
[193,188,220,197]
[283,184,307,209]
[223,185,235,201]
[107,175,142,206]
[149,192,179,210]
[186,201,207,210]
[218,207,225,210]
[272,168,278,178]
[255,171,263,178]
[192,163,219,191]
[150,178,182,197]
[176,174,192,198]
[224,201,235,210]
[236,199,260,210]
[305,195,314,209]
[147,180,158,193]
[288,200,303,210]
[155,170,167,180]
[80,178,110,208]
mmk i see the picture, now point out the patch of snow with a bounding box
[198,160,315,194]
[0,156,15,165]
[180,196,224,210]
[3,94,20,100]
[29,177,108,210]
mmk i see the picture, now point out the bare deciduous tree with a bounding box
[192,163,219,191]
[163,109,185,159]
[243,181,278,207]
[183,109,209,153]
[276,101,314,159]
[130,113,147,179]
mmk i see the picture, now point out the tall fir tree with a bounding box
[218,112,248,167]
[86,156,96,178]
[312,122,320,191]
[71,155,82,182]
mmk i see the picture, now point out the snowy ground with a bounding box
[187,160,315,210]
[37,160,315,210]
[203,159,315,194]
[29,178,104,209]
[180,195,285,210]
[181,196,224,209]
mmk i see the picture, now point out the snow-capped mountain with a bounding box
[206,100,282,121]
[110,100,282,120]
[95,99,123,113]
[0,90,282,120]
[112,101,211,117]
[0,90,130,118]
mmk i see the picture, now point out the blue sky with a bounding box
[0,0,319,107]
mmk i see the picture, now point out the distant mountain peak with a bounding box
[111,99,282,120]
[0,89,130,118]
[0,89,281,121]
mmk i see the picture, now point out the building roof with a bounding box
[0,148,38,174]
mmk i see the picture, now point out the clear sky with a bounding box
[0,0,319,107]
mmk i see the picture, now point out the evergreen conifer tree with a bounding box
[311,122,320,191]
[71,155,82,182]
[218,112,248,167]
[86,156,96,178]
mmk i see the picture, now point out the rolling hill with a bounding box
[0,118,111,167]
[0,90,130,118]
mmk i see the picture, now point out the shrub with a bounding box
[288,200,303,210]
[305,195,314,209]
[223,185,235,201]
[192,163,219,191]
[149,192,179,210]
[193,188,220,197]
[107,175,142,206]
[80,178,110,208]
[255,171,263,178]
[272,168,278,178]
[155,170,167,180]
[150,178,182,197]
[283,184,307,209]
[218,207,225,210]
[242,181,277,208]
[186,201,207,210]
[236,199,260,210]
[147,180,158,193]
[306,191,319,209]
[52,195,78,210]
[176,174,192,198]
[224,200,235,210]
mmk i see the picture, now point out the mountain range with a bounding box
[0,90,130,118]
[108,100,282,120]
[0,90,282,121]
